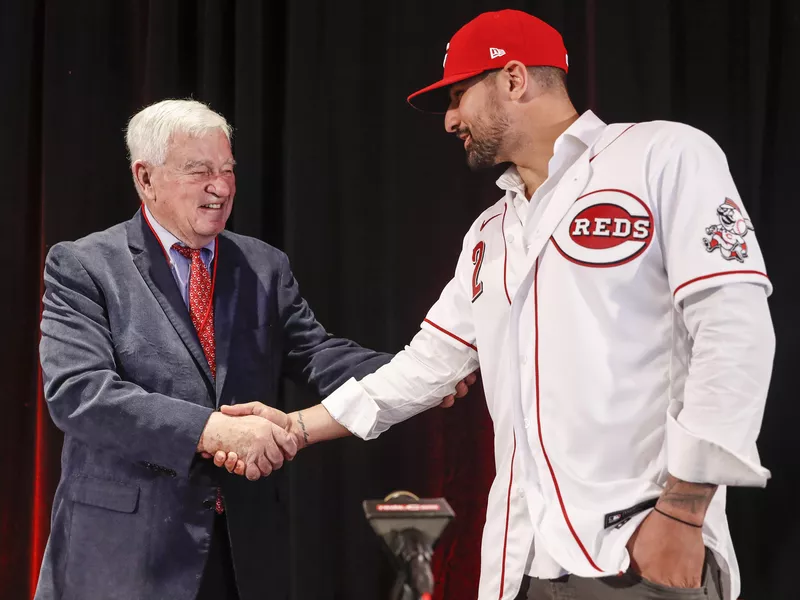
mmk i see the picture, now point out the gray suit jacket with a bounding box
[35,210,389,600]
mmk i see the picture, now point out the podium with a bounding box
[363,491,456,600]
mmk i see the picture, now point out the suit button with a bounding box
[202,499,215,509]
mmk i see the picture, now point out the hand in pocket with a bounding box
[626,510,706,589]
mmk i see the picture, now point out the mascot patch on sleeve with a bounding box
[703,198,754,263]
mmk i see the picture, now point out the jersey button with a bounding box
[523,418,530,429]
[519,488,526,499]
[520,355,527,365]
[507,234,515,244]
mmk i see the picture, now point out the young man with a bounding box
[223,10,775,600]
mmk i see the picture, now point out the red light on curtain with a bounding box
[29,177,48,599]
[29,368,47,599]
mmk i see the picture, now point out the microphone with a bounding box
[363,491,455,600]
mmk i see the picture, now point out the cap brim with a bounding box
[407,69,487,114]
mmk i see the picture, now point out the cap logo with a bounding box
[489,47,506,59]
[443,42,450,68]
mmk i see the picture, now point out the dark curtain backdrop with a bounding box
[1,0,798,599]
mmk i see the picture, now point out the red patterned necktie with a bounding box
[172,243,224,514]
[172,244,216,378]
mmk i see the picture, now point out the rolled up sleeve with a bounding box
[322,329,479,440]
[667,282,774,486]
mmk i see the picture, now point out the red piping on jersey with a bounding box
[481,212,503,231]
[533,258,604,573]
[501,203,512,305]
[589,123,638,162]
[673,270,769,297]
[423,319,477,352]
[497,433,517,599]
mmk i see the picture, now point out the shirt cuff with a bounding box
[321,378,381,440]
[666,410,771,487]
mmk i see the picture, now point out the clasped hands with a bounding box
[196,407,297,480]
[197,372,478,481]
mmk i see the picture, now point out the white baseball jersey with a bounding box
[323,110,774,600]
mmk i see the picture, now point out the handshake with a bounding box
[195,372,478,481]
[196,402,303,481]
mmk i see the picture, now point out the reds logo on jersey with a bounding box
[703,198,753,263]
[551,189,654,267]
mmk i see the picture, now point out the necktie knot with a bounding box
[172,243,203,260]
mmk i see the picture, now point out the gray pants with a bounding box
[515,550,723,600]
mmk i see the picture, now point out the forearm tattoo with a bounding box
[297,411,310,445]
[659,477,717,516]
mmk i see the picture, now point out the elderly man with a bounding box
[35,99,469,600]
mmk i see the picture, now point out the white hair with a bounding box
[125,98,233,166]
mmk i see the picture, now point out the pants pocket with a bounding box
[634,574,708,597]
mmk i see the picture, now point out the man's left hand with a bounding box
[439,371,478,408]
[626,509,705,588]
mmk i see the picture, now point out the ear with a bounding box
[500,60,529,101]
[132,160,157,202]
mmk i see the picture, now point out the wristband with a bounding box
[653,506,703,528]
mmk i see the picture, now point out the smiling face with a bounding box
[444,73,513,171]
[136,129,236,248]
[717,205,736,230]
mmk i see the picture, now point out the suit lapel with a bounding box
[212,234,240,403]
[127,210,215,386]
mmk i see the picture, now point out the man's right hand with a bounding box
[211,371,479,472]
[197,412,298,481]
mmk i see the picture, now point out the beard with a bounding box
[460,102,511,171]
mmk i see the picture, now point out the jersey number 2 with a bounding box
[471,241,486,302]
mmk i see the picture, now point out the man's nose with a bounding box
[444,107,460,134]
[206,175,231,197]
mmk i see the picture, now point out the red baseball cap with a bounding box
[407,9,569,113]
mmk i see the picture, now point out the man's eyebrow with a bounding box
[181,159,236,170]
[182,160,211,170]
